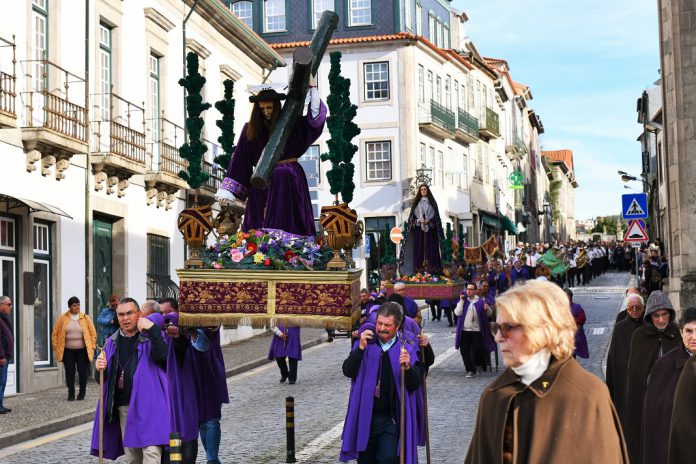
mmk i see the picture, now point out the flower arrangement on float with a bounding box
[398,273,454,284]
[202,229,335,271]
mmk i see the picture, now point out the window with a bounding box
[148,53,161,167]
[419,142,426,167]
[418,65,424,102]
[445,75,451,110]
[32,0,48,110]
[462,151,469,189]
[349,0,371,26]
[98,23,112,122]
[460,82,467,110]
[428,14,435,43]
[443,25,449,49]
[366,141,391,181]
[0,217,15,250]
[404,0,412,30]
[301,145,321,218]
[33,222,51,366]
[232,1,254,29]
[436,20,442,47]
[428,146,435,170]
[475,145,483,180]
[435,75,441,104]
[264,0,286,32]
[415,3,422,35]
[147,234,170,278]
[437,150,444,187]
[312,0,334,29]
[467,77,474,112]
[483,145,489,183]
[363,62,389,101]
[426,70,433,102]
[447,147,456,186]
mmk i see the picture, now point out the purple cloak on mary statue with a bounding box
[340,325,423,464]
[399,184,444,276]
[220,99,327,237]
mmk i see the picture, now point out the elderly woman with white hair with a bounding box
[465,280,628,464]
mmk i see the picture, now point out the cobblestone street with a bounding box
[1,272,630,464]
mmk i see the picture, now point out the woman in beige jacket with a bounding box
[51,296,96,400]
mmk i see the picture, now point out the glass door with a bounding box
[1,257,16,395]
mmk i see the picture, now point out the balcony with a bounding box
[20,59,88,180]
[455,108,479,144]
[505,134,527,160]
[195,139,226,204]
[0,36,17,128]
[90,94,147,197]
[418,99,456,140]
[479,107,501,139]
[144,115,188,210]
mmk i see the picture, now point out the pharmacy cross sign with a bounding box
[621,193,648,220]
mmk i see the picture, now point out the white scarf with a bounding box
[511,348,551,385]
[414,197,434,233]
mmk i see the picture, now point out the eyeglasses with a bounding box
[117,309,139,319]
[627,305,643,312]
[1,301,11,307]
[491,322,522,338]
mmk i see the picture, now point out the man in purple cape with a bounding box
[90,298,170,462]
[268,325,302,384]
[565,289,589,359]
[215,82,326,237]
[455,284,495,378]
[340,302,423,464]
[510,259,530,286]
[192,327,229,464]
[160,307,211,464]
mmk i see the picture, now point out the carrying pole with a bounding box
[421,346,431,464]
[169,432,182,463]
[400,346,406,464]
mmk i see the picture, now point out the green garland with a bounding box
[457,223,465,262]
[178,52,211,189]
[214,79,236,169]
[442,222,453,264]
[321,51,360,203]
[381,223,396,264]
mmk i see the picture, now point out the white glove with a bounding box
[215,188,235,205]
[310,87,321,118]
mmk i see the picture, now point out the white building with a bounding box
[0,0,282,394]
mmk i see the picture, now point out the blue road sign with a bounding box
[622,193,648,219]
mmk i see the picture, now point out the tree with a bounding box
[441,222,453,264]
[178,52,211,190]
[214,79,236,169]
[321,51,360,203]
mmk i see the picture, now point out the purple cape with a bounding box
[399,199,445,276]
[193,328,229,423]
[164,331,199,442]
[571,303,589,358]
[222,102,327,237]
[268,326,302,360]
[454,299,495,352]
[403,296,419,319]
[510,267,530,285]
[340,336,421,463]
[90,333,172,459]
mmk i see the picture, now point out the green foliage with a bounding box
[321,51,360,203]
[441,223,453,264]
[457,223,465,262]
[178,52,212,189]
[381,223,396,264]
[591,215,622,235]
[549,176,563,223]
[214,79,236,169]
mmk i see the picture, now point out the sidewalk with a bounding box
[0,328,328,450]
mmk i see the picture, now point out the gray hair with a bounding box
[0,295,9,304]
[626,293,644,307]
[376,301,404,327]
[394,282,406,290]
[141,299,160,315]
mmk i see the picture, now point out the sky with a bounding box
[452,0,661,220]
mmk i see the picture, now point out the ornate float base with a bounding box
[177,268,362,329]
[386,282,465,300]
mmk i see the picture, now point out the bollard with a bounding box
[169,432,182,463]
[286,396,297,463]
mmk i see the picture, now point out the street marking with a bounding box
[592,327,606,335]
[295,345,458,463]
[0,422,92,459]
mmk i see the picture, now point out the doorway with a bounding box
[93,217,113,314]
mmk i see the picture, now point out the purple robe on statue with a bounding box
[454,299,495,353]
[90,332,172,460]
[268,326,302,360]
[340,327,422,463]
[193,328,229,423]
[399,200,444,276]
[162,314,200,443]
[220,102,327,237]
[571,302,589,359]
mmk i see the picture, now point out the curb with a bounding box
[0,336,325,450]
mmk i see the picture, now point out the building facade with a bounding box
[541,150,578,240]
[0,0,282,394]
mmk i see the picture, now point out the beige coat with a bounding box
[51,311,97,362]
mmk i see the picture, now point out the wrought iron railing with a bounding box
[480,107,500,136]
[201,160,225,191]
[457,108,479,138]
[0,36,16,117]
[146,115,187,175]
[91,93,146,164]
[429,100,456,132]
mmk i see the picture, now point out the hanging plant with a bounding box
[214,79,236,170]
[178,52,211,190]
[321,51,360,203]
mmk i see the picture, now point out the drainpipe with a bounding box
[84,0,91,316]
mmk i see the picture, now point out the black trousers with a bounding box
[459,331,485,373]
[429,302,441,321]
[63,347,89,395]
[161,439,198,464]
[358,413,399,464]
[276,357,298,382]
[442,306,454,326]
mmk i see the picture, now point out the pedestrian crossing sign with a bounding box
[621,193,648,219]
[623,219,649,242]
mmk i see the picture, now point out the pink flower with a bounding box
[255,230,263,237]
[230,249,244,262]
[213,262,222,269]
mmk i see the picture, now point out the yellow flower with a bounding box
[253,252,265,264]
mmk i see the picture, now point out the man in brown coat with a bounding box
[606,293,644,429]
[624,290,680,464]
[640,307,696,464]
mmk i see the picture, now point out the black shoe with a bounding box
[77,392,85,401]
[448,323,454,327]
[1,407,11,413]
[289,379,296,385]
[280,374,288,383]
[68,393,75,401]
[0,409,6,414]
